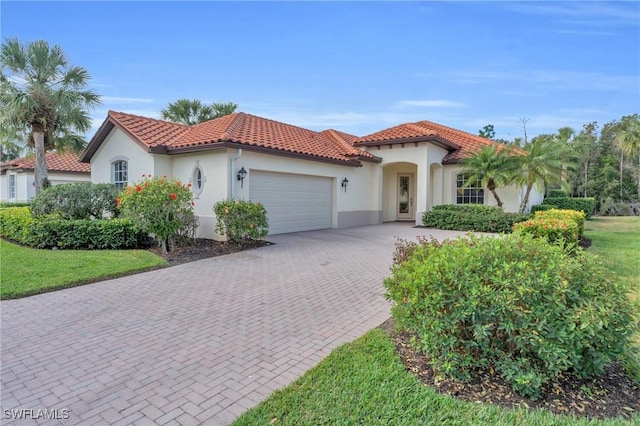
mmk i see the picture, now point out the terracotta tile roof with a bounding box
[92,111,378,165]
[356,119,499,163]
[108,111,190,147]
[1,152,91,174]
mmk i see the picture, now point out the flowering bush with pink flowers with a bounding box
[118,175,195,252]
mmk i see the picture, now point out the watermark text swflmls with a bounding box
[3,408,70,420]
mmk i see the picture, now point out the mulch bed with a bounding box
[148,238,272,265]
[379,318,640,420]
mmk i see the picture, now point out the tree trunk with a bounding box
[490,189,503,208]
[583,161,589,197]
[33,131,48,195]
[519,184,532,213]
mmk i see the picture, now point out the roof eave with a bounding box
[167,141,363,167]
[79,118,115,163]
[80,114,163,163]
[356,136,460,152]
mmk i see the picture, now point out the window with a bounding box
[456,173,484,204]
[191,163,205,197]
[194,167,203,191]
[9,174,16,199]
[112,160,128,189]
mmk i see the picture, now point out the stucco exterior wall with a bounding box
[441,165,543,213]
[90,128,155,186]
[0,172,90,202]
[235,150,381,228]
[170,150,230,239]
[369,143,449,223]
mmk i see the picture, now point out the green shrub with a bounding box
[29,218,146,249]
[530,204,556,214]
[431,204,503,214]
[30,183,120,219]
[422,205,531,233]
[513,217,579,246]
[0,207,33,243]
[384,234,637,399]
[535,208,586,236]
[547,190,569,198]
[118,175,195,252]
[214,199,269,242]
[542,197,595,219]
[598,197,635,216]
[0,202,31,208]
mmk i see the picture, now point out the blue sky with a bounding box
[2,1,639,140]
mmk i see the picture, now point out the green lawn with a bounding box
[0,239,166,299]
[233,216,640,426]
[585,217,640,303]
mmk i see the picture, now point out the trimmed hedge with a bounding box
[0,202,31,208]
[29,218,146,249]
[547,190,569,198]
[384,234,637,399]
[530,204,556,214]
[542,197,595,219]
[422,205,531,233]
[513,217,579,246]
[431,204,503,214]
[0,207,146,250]
[0,207,33,242]
[535,208,586,236]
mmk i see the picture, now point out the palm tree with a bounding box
[0,38,100,194]
[160,99,237,125]
[212,102,238,118]
[616,115,640,199]
[515,139,567,213]
[460,144,516,208]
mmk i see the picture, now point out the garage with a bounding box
[249,170,333,234]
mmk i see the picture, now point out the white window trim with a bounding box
[189,161,206,199]
[111,157,129,189]
[8,174,16,200]
[455,173,485,205]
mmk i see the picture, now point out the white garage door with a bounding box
[250,170,333,234]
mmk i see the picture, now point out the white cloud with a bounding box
[511,2,640,26]
[451,69,638,93]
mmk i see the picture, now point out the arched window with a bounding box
[456,173,484,204]
[112,160,128,189]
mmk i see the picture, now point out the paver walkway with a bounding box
[1,223,466,425]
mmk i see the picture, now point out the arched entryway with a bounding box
[381,162,418,222]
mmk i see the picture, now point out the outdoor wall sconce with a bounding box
[237,167,248,189]
[341,177,349,192]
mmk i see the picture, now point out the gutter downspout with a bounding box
[230,148,243,199]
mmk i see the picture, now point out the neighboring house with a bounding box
[80,111,542,239]
[0,152,91,202]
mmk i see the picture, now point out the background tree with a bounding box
[515,139,567,212]
[0,38,100,193]
[570,122,599,197]
[615,114,640,199]
[160,98,238,125]
[478,124,495,139]
[460,144,516,208]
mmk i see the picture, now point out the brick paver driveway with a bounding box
[1,223,466,425]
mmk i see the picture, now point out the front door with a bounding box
[397,174,413,220]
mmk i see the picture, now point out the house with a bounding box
[80,111,542,239]
[0,152,91,202]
